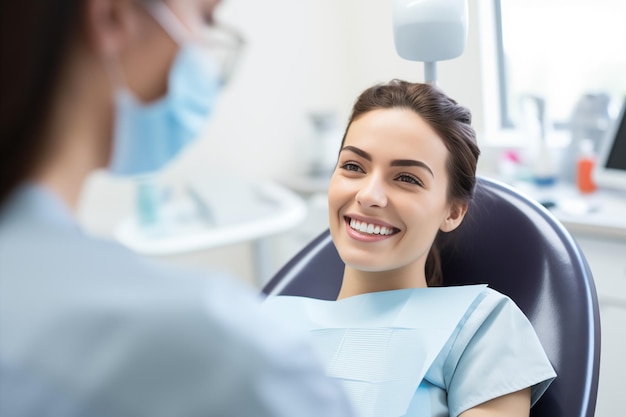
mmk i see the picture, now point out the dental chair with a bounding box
[262,176,601,417]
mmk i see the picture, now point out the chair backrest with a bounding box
[263,176,601,417]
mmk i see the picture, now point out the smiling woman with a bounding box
[331,106,466,291]
[332,81,480,290]
[263,80,557,417]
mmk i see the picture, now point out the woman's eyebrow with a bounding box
[390,159,434,178]
[341,145,371,161]
[342,145,435,178]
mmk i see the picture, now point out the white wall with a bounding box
[78,0,489,284]
[170,0,486,182]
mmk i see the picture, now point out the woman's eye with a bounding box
[340,162,364,173]
[396,174,423,186]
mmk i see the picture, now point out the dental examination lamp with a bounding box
[392,0,468,84]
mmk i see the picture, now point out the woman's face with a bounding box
[119,0,222,102]
[328,108,461,275]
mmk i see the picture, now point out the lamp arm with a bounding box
[424,62,437,85]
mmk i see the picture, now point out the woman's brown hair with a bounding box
[340,80,480,286]
[0,0,85,206]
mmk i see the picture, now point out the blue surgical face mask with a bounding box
[107,4,226,177]
[108,45,221,176]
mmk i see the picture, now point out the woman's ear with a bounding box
[440,201,468,233]
[84,0,138,57]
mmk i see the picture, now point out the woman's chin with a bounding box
[340,254,392,273]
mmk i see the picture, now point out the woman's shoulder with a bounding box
[461,285,522,323]
[436,285,556,414]
[480,286,515,303]
[428,285,535,381]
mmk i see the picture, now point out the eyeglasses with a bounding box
[147,2,246,86]
[198,22,245,86]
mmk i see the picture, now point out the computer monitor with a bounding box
[594,98,626,191]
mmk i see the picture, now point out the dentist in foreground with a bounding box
[0,1,355,416]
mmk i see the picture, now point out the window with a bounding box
[495,0,626,131]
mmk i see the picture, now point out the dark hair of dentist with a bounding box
[0,1,355,416]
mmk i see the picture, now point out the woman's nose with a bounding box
[355,175,388,208]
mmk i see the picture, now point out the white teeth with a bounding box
[348,218,395,236]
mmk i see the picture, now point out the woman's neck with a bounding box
[32,49,112,212]
[337,264,428,300]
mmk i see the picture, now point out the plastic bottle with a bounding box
[521,95,557,187]
[136,176,162,227]
[576,139,597,194]
[532,137,557,187]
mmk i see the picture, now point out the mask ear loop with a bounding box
[144,2,193,45]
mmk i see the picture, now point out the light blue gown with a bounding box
[0,184,356,417]
[263,284,556,417]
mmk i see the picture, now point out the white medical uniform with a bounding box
[263,284,557,417]
[0,184,356,417]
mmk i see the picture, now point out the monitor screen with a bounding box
[594,98,626,191]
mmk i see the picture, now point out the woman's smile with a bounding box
[344,215,401,242]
